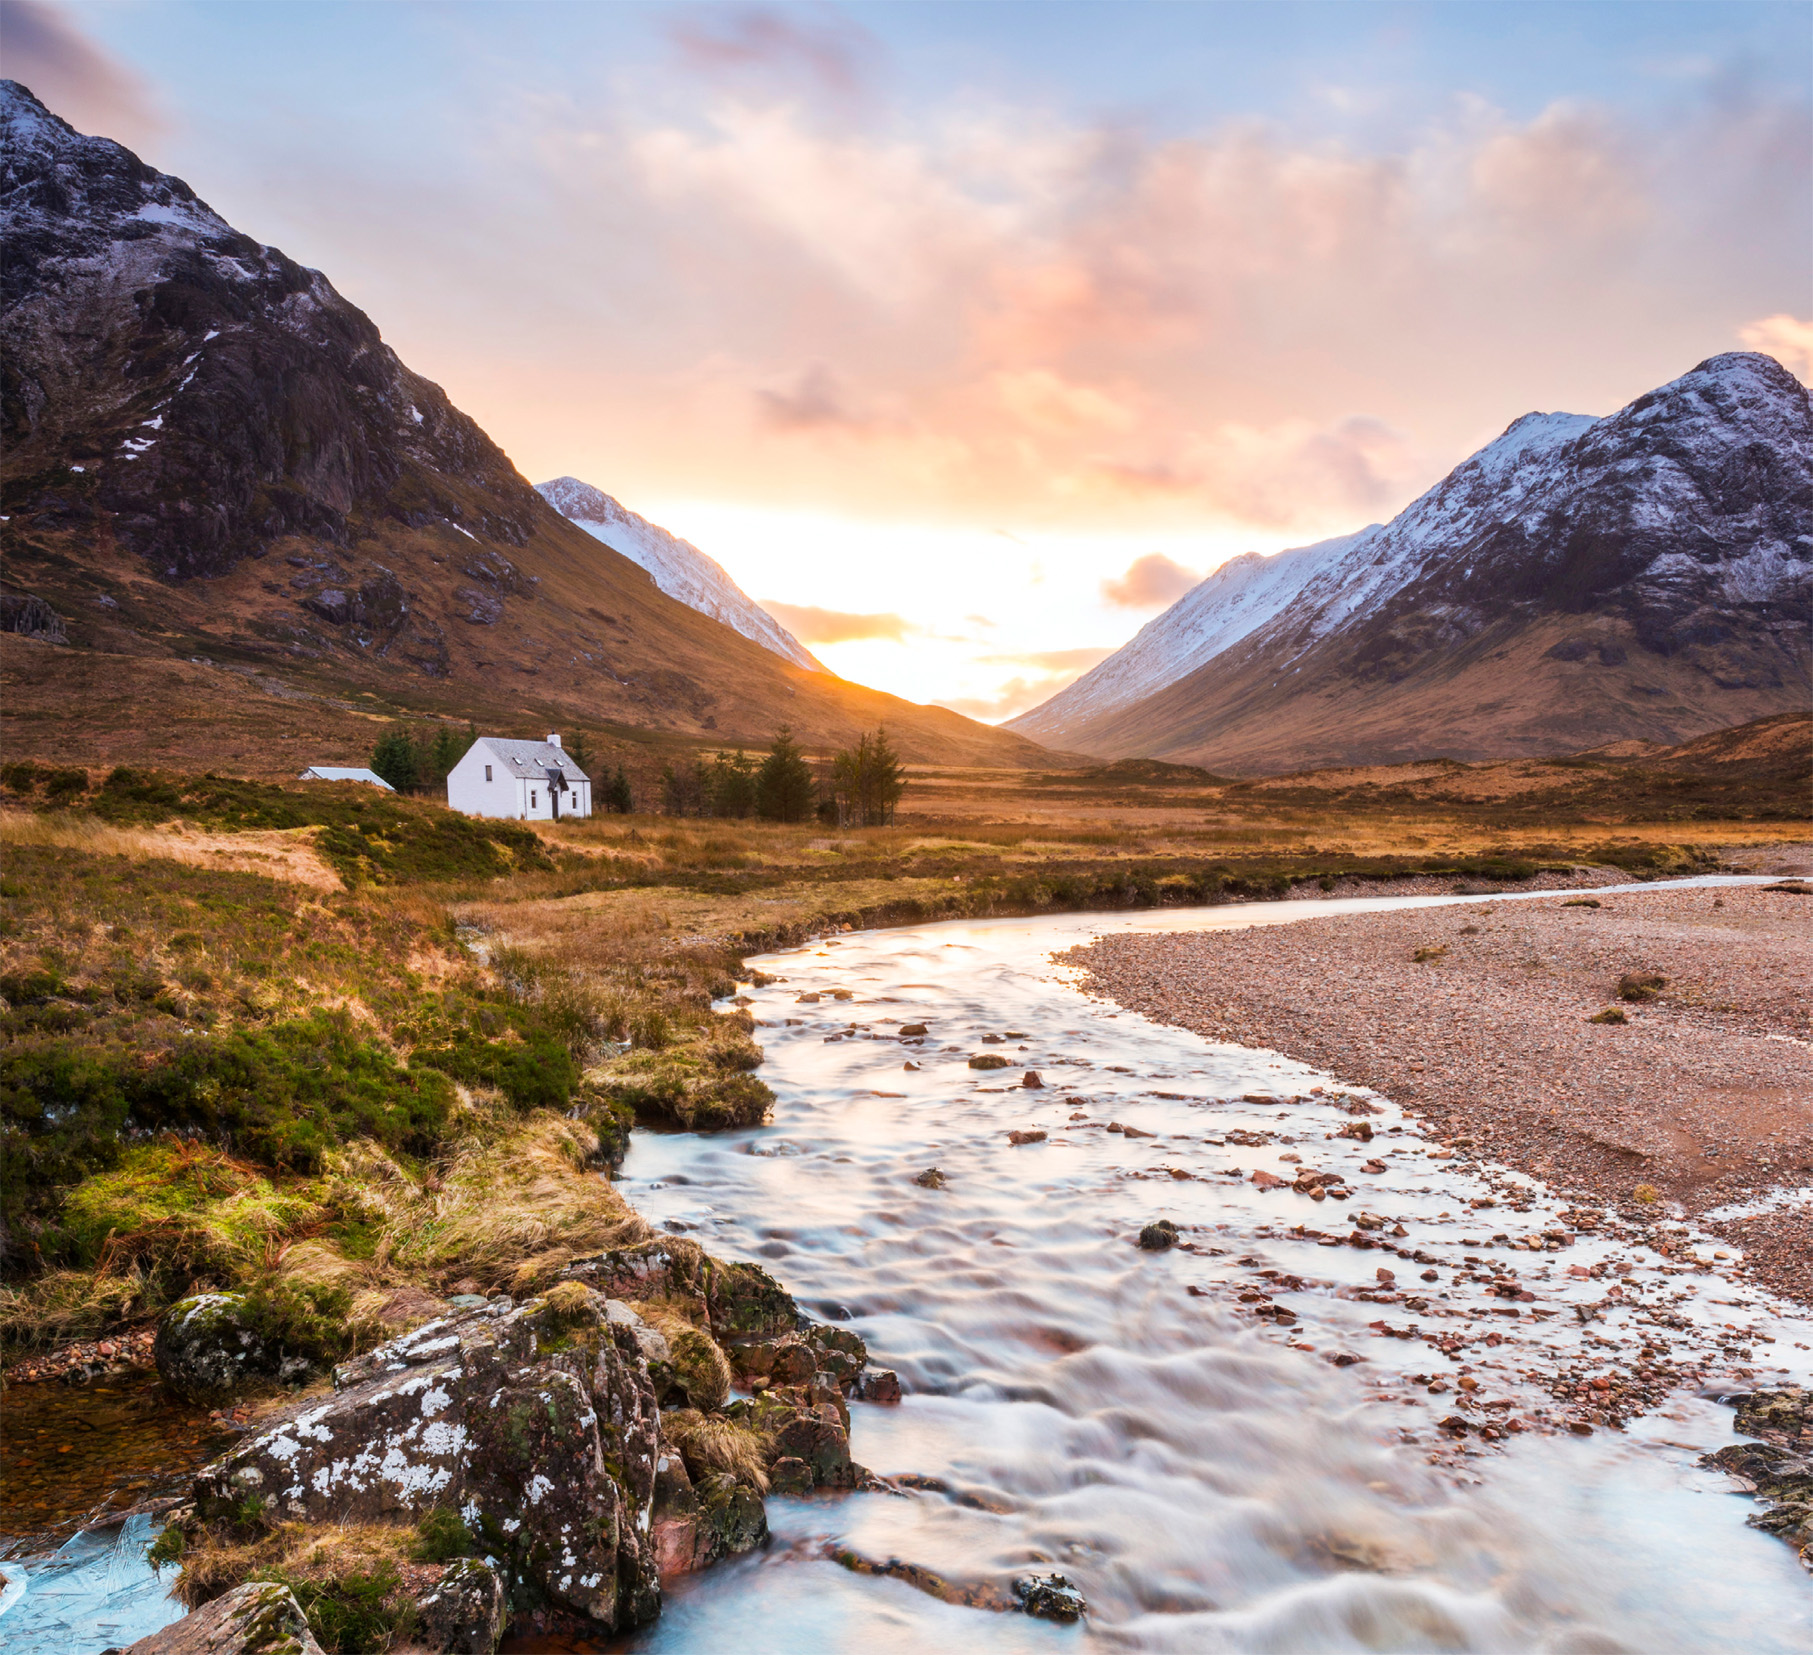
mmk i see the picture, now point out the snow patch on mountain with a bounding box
[1010,352,1810,746]
[537,478,822,672]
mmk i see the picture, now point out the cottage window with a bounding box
[531,790,538,808]
[484,764,492,782]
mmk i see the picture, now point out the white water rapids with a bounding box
[620,880,1813,1654]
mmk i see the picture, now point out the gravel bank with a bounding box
[1066,882,1813,1304]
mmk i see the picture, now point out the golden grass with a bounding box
[170,1519,418,1609]
[661,1407,770,1492]
[381,1114,648,1290]
[0,808,340,888]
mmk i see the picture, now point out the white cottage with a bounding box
[446,733,591,820]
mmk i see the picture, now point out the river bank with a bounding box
[1067,878,1813,1306]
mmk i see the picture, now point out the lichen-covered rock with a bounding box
[557,1240,798,1343]
[410,1557,508,1654]
[154,1294,305,1402]
[191,1289,662,1634]
[110,1579,323,1654]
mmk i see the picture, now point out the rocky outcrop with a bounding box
[107,1580,323,1655]
[192,1286,663,1633]
[170,1242,894,1648]
[0,589,65,641]
[1706,1386,1812,1569]
[409,1558,510,1654]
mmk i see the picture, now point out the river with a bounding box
[5,879,1809,1653]
[619,879,1813,1654]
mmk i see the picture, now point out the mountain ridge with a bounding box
[536,476,822,673]
[0,80,1064,769]
[1009,352,1811,772]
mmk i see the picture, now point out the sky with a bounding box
[6,0,1810,720]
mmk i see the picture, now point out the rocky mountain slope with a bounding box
[1010,355,1811,772]
[0,81,1058,769]
[537,476,821,672]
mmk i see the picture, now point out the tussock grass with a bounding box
[383,1114,648,1290]
[661,1407,770,1492]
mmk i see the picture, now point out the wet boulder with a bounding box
[191,1287,663,1635]
[649,1443,768,1576]
[154,1293,307,1402]
[111,1579,323,1654]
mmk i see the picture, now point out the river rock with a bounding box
[409,1558,509,1654]
[1137,1220,1179,1252]
[1014,1571,1087,1622]
[557,1239,798,1343]
[969,1054,1012,1070]
[153,1293,307,1402]
[191,1287,663,1634]
[107,1580,323,1654]
[650,1443,768,1575]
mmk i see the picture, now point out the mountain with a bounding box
[0,81,1060,770]
[1009,354,1811,772]
[536,477,821,673]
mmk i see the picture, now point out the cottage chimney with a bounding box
[547,733,562,748]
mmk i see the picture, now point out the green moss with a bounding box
[594,1047,773,1130]
[269,1562,408,1655]
[54,1143,322,1274]
[411,1508,477,1564]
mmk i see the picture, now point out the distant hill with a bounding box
[0,81,1060,769]
[1009,354,1811,774]
[536,477,822,673]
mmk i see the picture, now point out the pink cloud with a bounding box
[761,601,913,643]
[0,0,162,148]
[1101,554,1199,609]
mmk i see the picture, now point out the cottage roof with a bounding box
[299,766,394,790]
[472,737,590,782]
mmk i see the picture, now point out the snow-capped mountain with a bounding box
[536,478,822,673]
[0,80,1057,768]
[1009,353,1811,771]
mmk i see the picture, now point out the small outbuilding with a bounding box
[446,733,591,821]
[298,766,394,790]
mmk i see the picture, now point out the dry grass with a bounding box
[381,1113,648,1291]
[170,1520,419,1609]
[0,808,339,888]
[661,1407,771,1492]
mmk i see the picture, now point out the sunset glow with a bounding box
[11,0,1809,715]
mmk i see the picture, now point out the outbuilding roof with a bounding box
[299,766,394,790]
[471,737,590,782]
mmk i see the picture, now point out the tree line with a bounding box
[663,724,905,824]
[368,721,903,824]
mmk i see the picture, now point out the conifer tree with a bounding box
[756,725,814,822]
[605,766,634,814]
[369,727,420,792]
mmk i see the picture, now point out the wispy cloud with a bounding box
[1740,314,1813,384]
[762,601,914,643]
[755,362,868,431]
[668,6,876,98]
[0,0,162,147]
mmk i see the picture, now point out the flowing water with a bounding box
[6,879,1809,1654]
[615,879,1813,1654]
